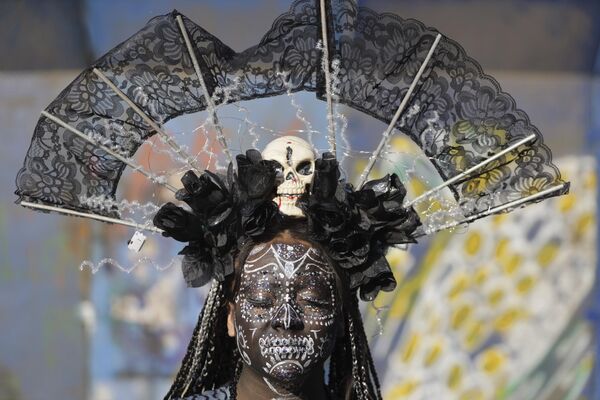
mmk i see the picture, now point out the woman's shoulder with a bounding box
[177,384,232,400]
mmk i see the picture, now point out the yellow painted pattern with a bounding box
[372,157,596,400]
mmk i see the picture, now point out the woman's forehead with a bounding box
[244,239,331,275]
[252,238,325,258]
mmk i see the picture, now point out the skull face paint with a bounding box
[262,136,315,217]
[233,240,339,390]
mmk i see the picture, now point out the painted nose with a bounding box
[271,303,304,330]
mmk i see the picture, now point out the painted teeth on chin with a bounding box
[265,337,313,346]
[265,345,308,359]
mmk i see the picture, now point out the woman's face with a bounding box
[229,238,341,388]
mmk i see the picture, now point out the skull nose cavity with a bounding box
[285,171,296,182]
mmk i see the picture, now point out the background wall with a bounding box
[0,1,598,399]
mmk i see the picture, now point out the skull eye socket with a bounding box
[296,160,313,176]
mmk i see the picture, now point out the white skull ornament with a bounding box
[262,136,315,217]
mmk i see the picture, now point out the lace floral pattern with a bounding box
[327,0,568,216]
[16,0,567,222]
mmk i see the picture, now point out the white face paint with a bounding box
[233,240,339,392]
[262,136,315,217]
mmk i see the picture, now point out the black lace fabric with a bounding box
[15,0,568,222]
[324,1,568,218]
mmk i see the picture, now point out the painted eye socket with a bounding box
[298,295,330,309]
[296,160,312,176]
[247,295,274,308]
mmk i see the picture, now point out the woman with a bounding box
[166,222,381,399]
[153,147,421,399]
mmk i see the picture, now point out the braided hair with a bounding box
[165,222,382,400]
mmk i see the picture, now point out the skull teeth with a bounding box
[274,190,305,216]
[277,187,304,195]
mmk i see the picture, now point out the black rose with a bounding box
[240,200,279,237]
[176,170,232,220]
[311,152,340,201]
[329,230,371,268]
[236,149,278,200]
[178,241,234,287]
[153,202,204,242]
[361,174,421,243]
[305,200,348,235]
[179,243,215,287]
[348,256,397,301]
[349,188,378,211]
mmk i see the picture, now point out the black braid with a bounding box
[327,293,382,400]
[164,298,206,399]
[164,281,240,399]
[354,305,382,398]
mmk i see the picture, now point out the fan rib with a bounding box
[175,15,234,167]
[319,0,336,155]
[40,111,178,193]
[19,201,162,233]
[92,68,202,173]
[405,133,537,207]
[424,182,567,235]
[357,33,442,189]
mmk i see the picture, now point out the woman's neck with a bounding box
[235,365,328,400]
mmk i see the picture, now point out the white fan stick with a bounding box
[175,15,234,166]
[92,68,201,173]
[425,182,567,234]
[357,33,442,189]
[319,0,336,155]
[405,133,537,207]
[41,111,178,193]
[19,201,163,233]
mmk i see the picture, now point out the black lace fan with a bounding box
[15,0,568,236]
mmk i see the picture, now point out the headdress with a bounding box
[14,0,568,297]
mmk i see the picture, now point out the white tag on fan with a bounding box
[127,231,146,252]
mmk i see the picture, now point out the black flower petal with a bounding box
[176,170,231,218]
[311,152,340,200]
[236,149,278,200]
[352,256,397,301]
[241,200,279,237]
[179,244,214,287]
[153,202,204,242]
